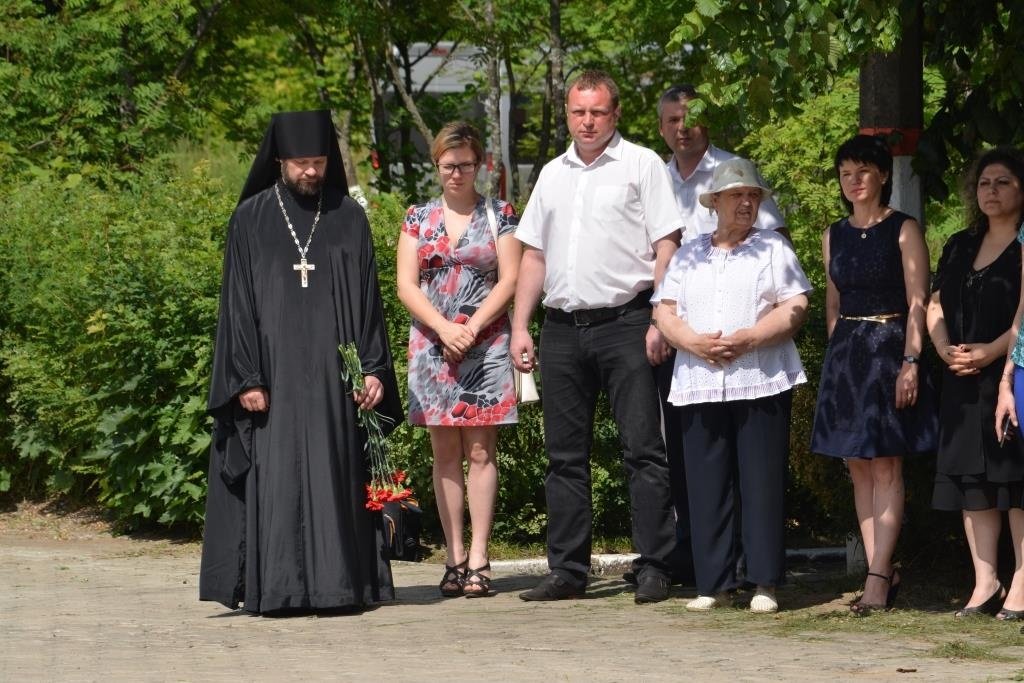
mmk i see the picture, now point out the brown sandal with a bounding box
[439,560,467,597]
[463,563,494,598]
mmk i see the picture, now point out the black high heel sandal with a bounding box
[463,563,494,598]
[850,569,900,616]
[439,560,468,597]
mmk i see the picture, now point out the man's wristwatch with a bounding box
[902,355,919,364]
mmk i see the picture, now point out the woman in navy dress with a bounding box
[811,135,937,613]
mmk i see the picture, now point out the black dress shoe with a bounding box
[634,575,671,604]
[519,573,584,601]
[623,570,693,588]
[954,583,1004,619]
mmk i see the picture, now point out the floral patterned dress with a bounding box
[402,196,518,426]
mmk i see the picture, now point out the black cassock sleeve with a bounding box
[200,213,260,608]
[206,212,265,485]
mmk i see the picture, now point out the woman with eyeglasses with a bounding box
[396,121,522,598]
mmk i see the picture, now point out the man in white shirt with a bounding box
[654,85,787,589]
[658,84,786,242]
[512,70,680,604]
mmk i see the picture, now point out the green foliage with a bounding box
[0,161,227,525]
[0,0,216,179]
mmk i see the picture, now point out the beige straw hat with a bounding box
[698,157,774,208]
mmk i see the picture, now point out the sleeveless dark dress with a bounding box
[811,210,938,458]
[931,229,1024,511]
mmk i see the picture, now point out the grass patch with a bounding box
[651,573,1024,664]
[929,639,1012,662]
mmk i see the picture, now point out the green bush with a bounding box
[0,161,227,526]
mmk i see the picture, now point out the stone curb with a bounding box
[490,553,637,577]
[485,547,845,578]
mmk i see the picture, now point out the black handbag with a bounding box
[382,499,423,561]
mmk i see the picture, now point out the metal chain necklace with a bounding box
[274,181,323,287]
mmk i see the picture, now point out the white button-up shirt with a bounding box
[669,145,785,242]
[652,229,811,406]
[516,132,683,311]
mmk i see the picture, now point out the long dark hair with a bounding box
[834,134,893,213]
[966,146,1024,235]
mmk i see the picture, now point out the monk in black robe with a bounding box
[199,110,403,614]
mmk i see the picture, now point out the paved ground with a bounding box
[2,506,1023,682]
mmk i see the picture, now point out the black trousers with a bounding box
[680,391,791,594]
[540,306,676,585]
[655,351,695,580]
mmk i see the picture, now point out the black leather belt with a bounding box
[545,290,653,327]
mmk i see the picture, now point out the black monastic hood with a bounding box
[238,109,349,204]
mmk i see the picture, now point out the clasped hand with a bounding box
[941,343,995,377]
[689,328,756,366]
[439,321,476,364]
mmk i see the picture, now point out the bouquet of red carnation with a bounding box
[365,469,414,511]
[339,343,414,510]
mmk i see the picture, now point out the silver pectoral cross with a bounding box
[293,258,315,288]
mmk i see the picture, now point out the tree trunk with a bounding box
[527,58,554,190]
[354,33,391,190]
[483,0,503,198]
[549,0,567,153]
[859,1,923,224]
[385,40,434,146]
[503,46,520,200]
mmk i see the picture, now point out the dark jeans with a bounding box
[680,391,792,594]
[655,351,695,581]
[540,306,676,586]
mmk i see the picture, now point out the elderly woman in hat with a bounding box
[652,157,811,613]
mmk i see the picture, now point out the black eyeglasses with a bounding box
[437,162,478,176]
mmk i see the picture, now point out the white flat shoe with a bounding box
[750,588,778,614]
[686,593,731,612]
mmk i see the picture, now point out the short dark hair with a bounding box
[966,146,1024,235]
[657,84,700,119]
[567,70,620,109]
[834,134,893,213]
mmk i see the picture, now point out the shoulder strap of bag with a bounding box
[485,196,499,255]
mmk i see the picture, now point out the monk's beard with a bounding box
[281,171,324,197]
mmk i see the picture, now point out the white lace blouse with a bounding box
[651,229,811,406]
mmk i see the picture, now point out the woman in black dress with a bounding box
[811,135,937,613]
[933,148,1024,619]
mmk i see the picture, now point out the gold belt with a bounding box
[841,313,904,323]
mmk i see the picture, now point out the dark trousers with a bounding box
[655,351,695,581]
[680,391,791,594]
[540,306,676,585]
